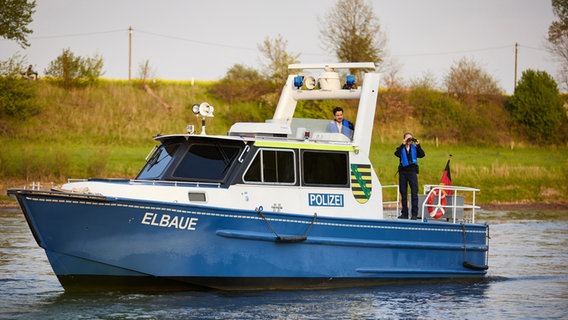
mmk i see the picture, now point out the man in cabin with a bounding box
[327,106,354,139]
[394,132,425,220]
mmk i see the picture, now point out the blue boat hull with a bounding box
[13,190,488,292]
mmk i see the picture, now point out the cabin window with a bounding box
[302,150,349,186]
[243,149,295,184]
[172,143,241,181]
[136,143,181,180]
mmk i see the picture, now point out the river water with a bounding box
[1,208,567,319]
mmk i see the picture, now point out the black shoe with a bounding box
[410,216,418,220]
[398,215,408,219]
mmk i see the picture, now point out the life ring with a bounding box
[427,189,446,219]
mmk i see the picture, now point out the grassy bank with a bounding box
[1,80,567,207]
[2,140,566,208]
[371,142,568,207]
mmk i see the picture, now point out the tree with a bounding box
[81,53,104,84]
[44,49,104,89]
[319,0,386,70]
[44,49,82,89]
[381,59,405,89]
[444,57,502,101]
[547,0,568,91]
[507,69,567,143]
[137,59,156,83]
[0,0,36,48]
[0,52,27,77]
[257,34,300,83]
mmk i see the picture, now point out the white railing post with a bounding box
[381,184,399,219]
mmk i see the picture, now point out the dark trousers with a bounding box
[399,171,419,218]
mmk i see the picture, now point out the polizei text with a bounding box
[308,193,344,207]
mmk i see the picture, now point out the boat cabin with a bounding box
[130,63,384,219]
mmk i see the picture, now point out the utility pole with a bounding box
[128,26,133,81]
[514,42,518,92]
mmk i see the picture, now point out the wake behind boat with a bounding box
[8,63,489,292]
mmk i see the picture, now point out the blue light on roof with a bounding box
[346,75,355,86]
[293,76,304,89]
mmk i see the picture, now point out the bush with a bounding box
[210,64,276,104]
[455,95,510,145]
[410,89,462,142]
[376,88,413,125]
[0,77,41,120]
[507,69,567,143]
[0,53,28,77]
[410,88,511,145]
[209,64,277,123]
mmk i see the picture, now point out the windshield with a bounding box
[172,143,241,181]
[136,143,180,180]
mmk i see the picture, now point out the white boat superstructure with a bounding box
[61,63,384,220]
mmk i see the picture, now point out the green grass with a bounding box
[3,138,565,206]
[371,142,568,205]
[0,140,150,180]
[1,80,567,207]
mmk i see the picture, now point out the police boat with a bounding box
[8,62,489,292]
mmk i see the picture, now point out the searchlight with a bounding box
[291,69,360,91]
[191,102,215,135]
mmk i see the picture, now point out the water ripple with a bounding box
[1,209,567,320]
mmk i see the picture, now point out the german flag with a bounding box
[440,158,452,195]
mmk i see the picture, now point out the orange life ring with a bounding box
[427,189,446,219]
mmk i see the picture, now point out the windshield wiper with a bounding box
[147,148,163,168]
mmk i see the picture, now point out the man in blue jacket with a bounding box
[394,132,426,220]
[327,107,354,139]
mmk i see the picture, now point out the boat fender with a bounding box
[461,224,489,271]
[255,207,317,243]
[277,235,308,243]
[463,261,489,271]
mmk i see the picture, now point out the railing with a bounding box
[421,185,480,223]
[381,184,399,219]
[131,179,222,188]
[67,178,221,188]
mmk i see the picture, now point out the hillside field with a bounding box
[1,80,567,208]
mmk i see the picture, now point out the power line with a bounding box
[136,29,257,52]
[28,29,125,40]
[394,45,514,58]
[518,44,549,53]
[136,29,329,57]
[0,27,332,59]
[8,27,545,60]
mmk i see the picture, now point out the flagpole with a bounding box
[442,155,453,195]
